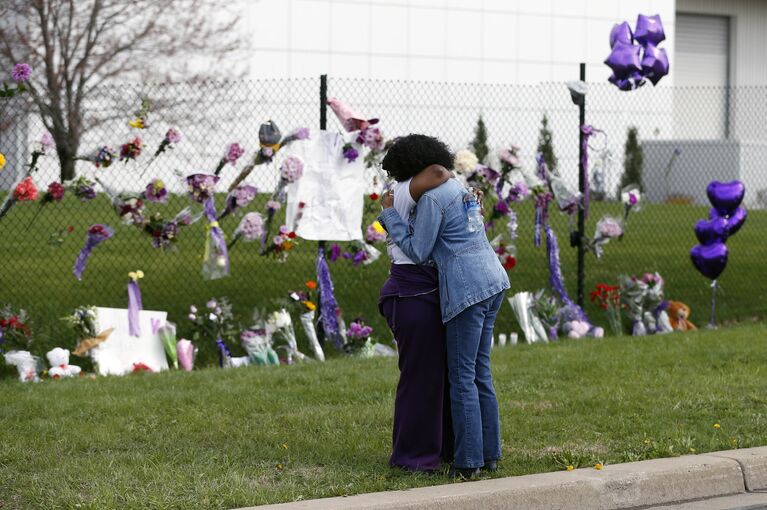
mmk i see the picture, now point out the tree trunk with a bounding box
[53,131,79,182]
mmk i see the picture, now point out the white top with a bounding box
[386,178,417,265]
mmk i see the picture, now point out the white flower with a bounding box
[621,186,641,208]
[268,309,292,330]
[454,149,479,173]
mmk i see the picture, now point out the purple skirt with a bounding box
[379,264,453,471]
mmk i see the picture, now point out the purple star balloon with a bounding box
[609,21,633,48]
[604,41,642,79]
[641,44,669,85]
[634,14,666,47]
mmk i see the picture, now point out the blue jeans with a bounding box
[445,291,504,468]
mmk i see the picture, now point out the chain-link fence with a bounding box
[1,76,765,364]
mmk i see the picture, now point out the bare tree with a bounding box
[0,0,249,181]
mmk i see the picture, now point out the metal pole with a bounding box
[319,74,327,255]
[576,63,586,309]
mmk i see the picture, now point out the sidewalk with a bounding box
[242,447,767,510]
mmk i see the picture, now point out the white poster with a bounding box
[285,130,366,241]
[90,307,169,376]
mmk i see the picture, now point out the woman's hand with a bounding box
[381,189,394,209]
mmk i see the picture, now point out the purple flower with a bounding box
[280,155,304,183]
[206,299,217,310]
[494,200,510,216]
[11,63,31,82]
[40,132,55,151]
[144,179,168,203]
[348,320,373,339]
[265,200,281,212]
[294,127,310,140]
[226,143,245,165]
[508,182,529,202]
[329,243,341,262]
[260,146,274,159]
[186,174,219,203]
[278,224,290,235]
[235,212,264,241]
[365,223,387,243]
[95,146,117,168]
[164,127,182,144]
[342,143,359,163]
[356,127,385,151]
[352,250,367,265]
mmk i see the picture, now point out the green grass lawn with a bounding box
[0,191,765,367]
[1,324,766,509]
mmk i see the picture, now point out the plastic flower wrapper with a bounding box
[143,207,198,251]
[590,283,623,336]
[143,179,168,204]
[0,304,32,352]
[96,178,146,226]
[73,224,113,280]
[344,318,375,357]
[67,175,97,201]
[641,272,673,334]
[531,289,561,341]
[267,308,308,364]
[240,310,280,366]
[157,322,178,369]
[61,305,98,340]
[186,173,219,204]
[587,216,623,260]
[4,350,42,383]
[288,281,324,362]
[228,123,310,191]
[619,274,648,336]
[119,136,143,163]
[218,184,258,221]
[201,198,229,280]
[176,339,197,371]
[213,142,246,176]
[228,212,264,250]
[549,173,581,216]
[507,291,546,344]
[621,185,642,227]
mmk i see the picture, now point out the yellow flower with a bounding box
[128,270,145,281]
[281,443,288,450]
[372,220,386,234]
[0,152,6,170]
[594,463,603,470]
[302,300,316,311]
[689,448,696,453]
[566,465,574,471]
[714,423,721,429]
[276,463,284,470]
[129,118,146,129]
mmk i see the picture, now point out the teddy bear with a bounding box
[46,347,82,379]
[667,301,697,332]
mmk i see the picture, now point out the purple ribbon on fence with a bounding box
[533,154,552,247]
[127,280,143,337]
[73,224,114,280]
[545,224,590,325]
[316,246,344,350]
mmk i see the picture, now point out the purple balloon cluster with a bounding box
[604,14,669,91]
[690,181,747,281]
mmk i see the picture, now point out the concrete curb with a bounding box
[242,447,767,510]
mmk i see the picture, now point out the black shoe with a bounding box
[447,465,480,479]
[482,459,498,472]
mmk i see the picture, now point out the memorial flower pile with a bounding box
[0,304,32,352]
[590,283,623,336]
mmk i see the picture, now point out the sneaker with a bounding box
[481,459,498,472]
[447,465,481,479]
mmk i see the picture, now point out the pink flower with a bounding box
[40,132,55,151]
[266,200,281,212]
[46,182,65,202]
[280,155,304,183]
[164,127,182,144]
[226,143,245,165]
[11,63,31,82]
[13,177,38,201]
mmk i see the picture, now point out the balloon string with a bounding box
[710,279,717,327]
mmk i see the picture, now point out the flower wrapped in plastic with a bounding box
[587,216,624,260]
[186,173,219,204]
[621,185,642,228]
[507,292,546,344]
[288,281,324,362]
[96,178,146,226]
[68,175,97,201]
[264,225,297,262]
[267,308,307,364]
[218,184,258,221]
[201,198,229,280]
[73,224,114,280]
[531,289,561,341]
[143,207,199,251]
[119,136,143,162]
[344,318,375,357]
[0,304,32,352]
[4,350,42,383]
[176,339,197,371]
[240,328,279,366]
[642,272,672,334]
[228,212,264,250]
[157,322,178,369]
[619,274,648,336]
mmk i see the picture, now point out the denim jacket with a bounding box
[378,179,510,323]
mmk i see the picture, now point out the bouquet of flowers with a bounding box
[365,221,387,244]
[263,225,297,262]
[0,304,32,352]
[142,179,168,204]
[186,174,219,204]
[119,136,143,163]
[73,224,114,280]
[157,322,179,369]
[454,149,479,177]
[590,283,623,336]
[344,317,375,357]
[176,339,197,371]
[228,122,310,191]
[288,280,324,361]
[67,175,97,201]
[187,298,239,367]
[240,308,279,365]
[143,207,198,250]
[213,142,246,176]
[96,178,146,227]
[267,308,307,364]
[75,146,118,168]
[0,133,50,220]
[507,292,547,344]
[619,274,648,336]
[218,184,258,221]
[586,216,624,260]
[63,305,115,357]
[531,289,561,341]
[228,212,264,250]
[641,272,673,334]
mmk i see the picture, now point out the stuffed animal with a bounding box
[667,301,697,331]
[46,347,82,379]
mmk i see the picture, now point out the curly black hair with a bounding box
[381,134,454,182]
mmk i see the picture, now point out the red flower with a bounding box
[67,225,75,233]
[369,193,379,201]
[503,255,516,270]
[298,202,306,209]
[288,231,297,239]
[13,177,38,201]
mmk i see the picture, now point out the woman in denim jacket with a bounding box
[377,134,510,478]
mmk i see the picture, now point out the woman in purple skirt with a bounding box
[379,161,453,472]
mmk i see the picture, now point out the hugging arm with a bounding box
[378,194,443,264]
[409,164,452,201]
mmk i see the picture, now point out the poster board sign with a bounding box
[90,307,169,376]
[285,130,366,241]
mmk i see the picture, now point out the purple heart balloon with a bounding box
[706,180,745,216]
[722,206,747,236]
[609,21,634,48]
[634,14,666,47]
[641,44,669,86]
[690,243,728,280]
[604,41,642,80]
[694,217,728,245]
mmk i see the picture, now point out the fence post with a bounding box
[576,63,586,309]
[318,74,328,256]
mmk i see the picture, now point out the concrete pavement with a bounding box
[242,447,767,510]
